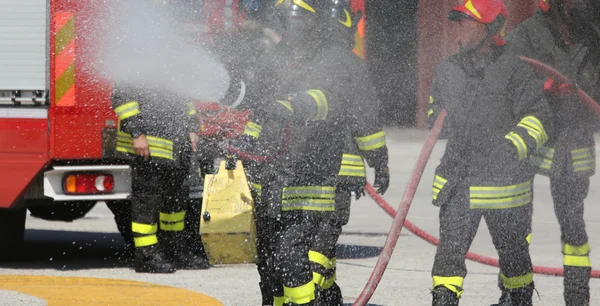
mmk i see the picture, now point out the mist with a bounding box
[96,0,230,102]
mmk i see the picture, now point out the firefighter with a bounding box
[307,1,390,305]
[426,0,552,305]
[490,1,600,305]
[112,85,209,273]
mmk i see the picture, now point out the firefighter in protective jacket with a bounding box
[426,0,552,305]
[488,1,600,305]
[112,85,209,273]
[305,1,389,305]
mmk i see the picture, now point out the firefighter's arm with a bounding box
[504,68,552,161]
[112,87,146,135]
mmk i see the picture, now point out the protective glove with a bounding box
[348,183,366,200]
[373,166,390,195]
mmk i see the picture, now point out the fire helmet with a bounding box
[448,0,508,46]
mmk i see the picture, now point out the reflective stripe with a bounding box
[277,100,294,112]
[306,89,328,120]
[313,272,336,290]
[505,132,527,160]
[572,148,595,173]
[114,101,140,121]
[532,146,554,170]
[243,121,262,139]
[432,276,463,298]
[134,235,158,247]
[283,281,315,305]
[116,142,174,160]
[160,211,186,222]
[339,165,367,177]
[517,116,548,149]
[564,255,592,267]
[116,133,174,160]
[341,154,364,166]
[429,96,434,104]
[432,175,448,200]
[355,131,386,151]
[526,233,532,245]
[309,250,336,270]
[501,273,533,289]
[427,109,434,117]
[160,221,185,231]
[132,222,158,235]
[563,242,591,256]
[187,103,197,115]
[250,183,263,197]
[273,296,286,306]
[282,186,336,211]
[470,181,532,209]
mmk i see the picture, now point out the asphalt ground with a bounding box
[1,128,599,306]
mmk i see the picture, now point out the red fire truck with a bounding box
[0,0,241,249]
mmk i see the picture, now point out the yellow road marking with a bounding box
[0,275,223,306]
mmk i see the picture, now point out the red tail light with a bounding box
[63,173,115,194]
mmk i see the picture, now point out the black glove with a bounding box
[373,166,390,195]
[349,184,366,200]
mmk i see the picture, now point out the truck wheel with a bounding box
[0,208,26,249]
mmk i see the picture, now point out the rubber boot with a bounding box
[319,283,343,306]
[564,266,591,306]
[134,245,176,273]
[507,283,534,306]
[431,286,459,306]
[490,290,511,306]
[162,232,210,270]
[260,281,274,306]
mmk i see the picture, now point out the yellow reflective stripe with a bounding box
[470,181,531,198]
[321,272,336,290]
[281,199,335,212]
[505,132,527,160]
[306,89,328,120]
[501,273,533,289]
[132,222,158,235]
[432,175,447,200]
[243,122,262,138]
[429,96,434,104]
[312,272,325,288]
[309,250,336,270]
[282,186,336,198]
[432,276,463,298]
[517,116,547,148]
[341,154,364,166]
[187,103,197,115]
[134,235,158,247]
[160,221,185,231]
[427,109,434,117]
[277,100,294,113]
[339,166,367,177]
[355,131,386,151]
[160,211,186,222]
[114,101,141,121]
[564,255,592,267]
[526,233,532,245]
[273,296,286,306]
[563,242,591,256]
[470,193,532,209]
[283,281,315,305]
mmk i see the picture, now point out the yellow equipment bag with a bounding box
[200,160,257,264]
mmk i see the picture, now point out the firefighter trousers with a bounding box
[276,210,332,306]
[551,173,591,305]
[432,184,533,300]
[130,157,190,250]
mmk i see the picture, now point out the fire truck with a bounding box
[0,0,241,249]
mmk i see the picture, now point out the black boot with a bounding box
[432,286,459,306]
[260,281,274,306]
[564,266,591,306]
[318,283,343,306]
[490,290,511,306]
[163,232,210,270]
[134,245,176,273]
[507,283,534,306]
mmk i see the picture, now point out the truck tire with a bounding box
[0,208,26,249]
[27,201,96,222]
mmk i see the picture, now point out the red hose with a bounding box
[353,110,447,306]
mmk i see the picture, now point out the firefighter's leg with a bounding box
[184,155,209,262]
[277,211,322,306]
[310,190,349,306]
[431,186,481,306]
[551,174,591,306]
[160,164,209,270]
[106,200,134,260]
[485,204,534,306]
[131,159,175,273]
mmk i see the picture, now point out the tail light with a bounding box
[63,173,115,194]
